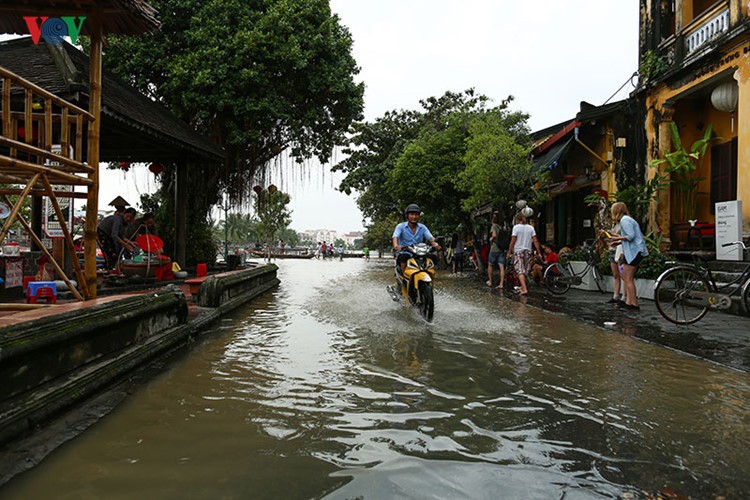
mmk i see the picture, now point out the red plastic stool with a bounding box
[27,281,58,304]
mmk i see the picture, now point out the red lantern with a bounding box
[253,185,263,195]
[148,162,164,174]
[118,161,130,171]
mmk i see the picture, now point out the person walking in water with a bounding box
[487,213,509,289]
[608,202,648,311]
[507,213,542,295]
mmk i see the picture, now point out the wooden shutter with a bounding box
[710,138,737,213]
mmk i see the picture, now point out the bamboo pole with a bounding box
[39,177,89,300]
[0,172,41,245]
[2,194,84,301]
[84,11,103,299]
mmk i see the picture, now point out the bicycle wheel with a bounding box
[742,280,750,315]
[654,267,711,324]
[418,281,434,322]
[591,264,606,293]
[544,263,570,295]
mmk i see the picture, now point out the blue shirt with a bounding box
[392,221,433,248]
[619,215,648,264]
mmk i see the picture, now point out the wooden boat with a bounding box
[248,249,315,259]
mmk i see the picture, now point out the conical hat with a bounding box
[109,196,130,207]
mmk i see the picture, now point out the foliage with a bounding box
[613,172,666,228]
[275,227,300,247]
[255,189,292,247]
[335,89,533,239]
[213,212,260,246]
[334,108,422,224]
[650,122,715,221]
[595,230,669,279]
[140,191,218,267]
[363,213,400,252]
[459,106,533,220]
[636,248,668,280]
[387,110,473,231]
[101,0,364,203]
[639,49,668,81]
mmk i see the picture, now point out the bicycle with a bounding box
[654,241,750,324]
[543,243,606,295]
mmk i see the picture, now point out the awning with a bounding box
[532,136,574,172]
[548,176,600,196]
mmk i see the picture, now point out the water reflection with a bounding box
[3,258,749,499]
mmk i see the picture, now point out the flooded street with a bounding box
[4,258,750,499]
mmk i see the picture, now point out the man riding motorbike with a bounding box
[392,203,442,273]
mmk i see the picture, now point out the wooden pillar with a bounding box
[175,159,188,267]
[730,0,742,26]
[734,68,750,234]
[31,195,42,251]
[645,101,674,244]
[84,12,103,299]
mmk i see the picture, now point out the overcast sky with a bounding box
[105,1,639,233]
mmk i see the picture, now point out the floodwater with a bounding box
[4,259,750,499]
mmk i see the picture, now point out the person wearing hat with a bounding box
[97,207,136,270]
[109,195,131,214]
[392,203,441,274]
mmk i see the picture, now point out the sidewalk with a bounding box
[494,283,750,373]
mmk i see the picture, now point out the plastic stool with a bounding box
[196,263,207,278]
[23,276,35,295]
[27,281,57,304]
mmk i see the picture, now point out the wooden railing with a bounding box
[0,65,96,300]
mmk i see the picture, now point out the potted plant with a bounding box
[650,122,715,223]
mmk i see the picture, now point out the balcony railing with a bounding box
[684,4,730,56]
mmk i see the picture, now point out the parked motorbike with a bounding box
[386,243,436,322]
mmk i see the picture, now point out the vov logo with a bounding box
[23,17,86,45]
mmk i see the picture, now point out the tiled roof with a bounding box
[0,37,224,162]
[0,0,159,36]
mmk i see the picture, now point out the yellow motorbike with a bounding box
[387,243,436,322]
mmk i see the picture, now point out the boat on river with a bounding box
[249,249,315,260]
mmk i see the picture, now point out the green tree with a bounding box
[255,189,292,249]
[363,213,400,256]
[102,0,364,263]
[335,89,494,235]
[458,108,535,219]
[275,227,300,247]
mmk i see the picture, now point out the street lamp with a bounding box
[223,192,230,263]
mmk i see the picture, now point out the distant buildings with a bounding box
[298,229,365,247]
[299,229,339,244]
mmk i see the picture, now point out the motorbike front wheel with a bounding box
[418,281,434,322]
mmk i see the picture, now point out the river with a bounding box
[4,258,750,499]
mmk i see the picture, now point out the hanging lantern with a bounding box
[522,206,534,218]
[118,161,130,171]
[515,200,527,209]
[148,162,164,174]
[267,184,278,194]
[252,185,263,195]
[711,81,739,131]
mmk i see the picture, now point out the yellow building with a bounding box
[639,0,750,244]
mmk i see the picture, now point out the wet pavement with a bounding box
[490,280,750,373]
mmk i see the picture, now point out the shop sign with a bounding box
[715,200,743,261]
